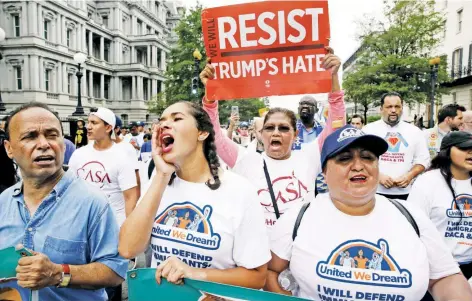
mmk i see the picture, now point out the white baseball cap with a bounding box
[89,107,116,139]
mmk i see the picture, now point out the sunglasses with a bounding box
[262,125,292,133]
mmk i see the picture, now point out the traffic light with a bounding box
[191,77,198,95]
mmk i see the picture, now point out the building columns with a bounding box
[88,31,93,56]
[89,70,94,98]
[100,73,105,99]
[147,45,151,66]
[131,76,136,99]
[30,55,39,90]
[100,37,104,61]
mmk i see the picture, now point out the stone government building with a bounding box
[0,0,183,124]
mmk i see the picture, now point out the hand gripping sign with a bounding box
[202,0,331,101]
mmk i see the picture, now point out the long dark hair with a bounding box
[0,129,18,193]
[430,147,472,220]
[168,102,221,190]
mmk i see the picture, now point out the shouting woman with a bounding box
[119,102,270,289]
[200,47,345,229]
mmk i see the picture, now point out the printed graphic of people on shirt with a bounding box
[384,132,409,153]
[448,194,472,218]
[339,250,356,268]
[178,211,191,229]
[368,242,386,270]
[354,249,369,269]
[164,210,178,227]
[187,214,203,232]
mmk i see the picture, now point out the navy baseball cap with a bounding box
[321,125,388,168]
[441,131,472,150]
[137,121,145,127]
[115,115,123,129]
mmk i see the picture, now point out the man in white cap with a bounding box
[68,107,139,228]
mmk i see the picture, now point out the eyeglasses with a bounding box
[262,125,292,133]
[299,101,315,107]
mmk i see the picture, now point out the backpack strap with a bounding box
[388,198,420,237]
[292,202,311,240]
[263,160,281,219]
[148,160,155,180]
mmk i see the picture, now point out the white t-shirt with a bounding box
[149,170,271,270]
[270,194,460,301]
[409,169,472,264]
[232,140,320,229]
[116,141,140,170]
[68,143,137,227]
[363,120,430,195]
[423,126,449,160]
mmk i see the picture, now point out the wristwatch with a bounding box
[57,264,71,288]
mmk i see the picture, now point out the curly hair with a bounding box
[168,102,221,190]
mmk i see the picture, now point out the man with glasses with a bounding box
[424,104,465,159]
[296,96,323,149]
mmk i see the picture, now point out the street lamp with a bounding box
[429,57,441,128]
[72,52,87,116]
[0,27,6,112]
[191,48,202,98]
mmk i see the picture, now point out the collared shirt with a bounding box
[424,126,449,159]
[0,170,128,301]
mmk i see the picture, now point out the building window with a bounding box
[102,15,108,28]
[457,9,463,33]
[452,48,463,78]
[15,67,22,90]
[147,25,152,34]
[104,78,110,99]
[137,19,142,34]
[68,74,72,94]
[66,29,71,47]
[44,20,49,40]
[14,15,20,37]
[137,49,143,63]
[45,70,50,91]
[121,114,128,125]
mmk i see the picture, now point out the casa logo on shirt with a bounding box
[76,161,111,188]
[152,202,221,250]
[384,132,408,153]
[316,239,412,288]
[446,194,472,218]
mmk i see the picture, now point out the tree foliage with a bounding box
[148,4,265,118]
[343,0,449,121]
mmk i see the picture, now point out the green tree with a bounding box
[343,0,449,123]
[218,98,266,125]
[147,4,265,118]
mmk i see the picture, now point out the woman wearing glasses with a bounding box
[200,47,345,229]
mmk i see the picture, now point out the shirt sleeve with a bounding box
[202,99,240,168]
[87,198,128,278]
[315,91,346,152]
[413,128,431,169]
[117,158,137,191]
[232,185,271,269]
[407,174,433,217]
[269,203,305,261]
[403,202,460,280]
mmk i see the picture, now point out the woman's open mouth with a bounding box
[350,175,367,183]
[160,134,175,153]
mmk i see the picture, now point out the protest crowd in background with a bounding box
[2,1,472,301]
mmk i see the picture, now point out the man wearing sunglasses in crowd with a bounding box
[297,96,329,194]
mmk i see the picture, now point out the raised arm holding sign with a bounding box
[202,0,336,101]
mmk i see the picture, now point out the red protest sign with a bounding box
[202,0,331,101]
